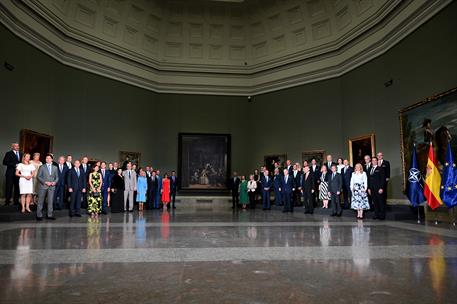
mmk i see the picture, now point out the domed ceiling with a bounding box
[0,0,452,95]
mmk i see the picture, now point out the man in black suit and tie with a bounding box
[310,159,320,206]
[100,162,112,214]
[285,160,293,175]
[273,168,283,206]
[3,143,22,206]
[261,170,272,210]
[325,154,336,171]
[170,171,179,209]
[67,160,86,217]
[80,156,91,209]
[328,164,343,216]
[54,156,69,210]
[145,167,152,208]
[341,159,353,209]
[150,170,159,209]
[368,157,387,220]
[228,172,240,209]
[301,166,315,214]
[377,152,390,201]
[363,155,372,174]
[292,164,302,206]
[281,169,295,213]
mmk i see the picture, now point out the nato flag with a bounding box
[441,142,457,208]
[406,145,425,207]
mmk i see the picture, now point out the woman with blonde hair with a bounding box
[318,165,331,208]
[30,152,42,204]
[350,163,370,219]
[15,153,35,213]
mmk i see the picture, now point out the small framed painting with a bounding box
[348,134,376,166]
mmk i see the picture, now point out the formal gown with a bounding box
[136,176,147,202]
[350,172,370,210]
[110,174,124,213]
[30,161,42,195]
[161,178,170,204]
[239,180,249,205]
[88,172,102,214]
[16,163,35,194]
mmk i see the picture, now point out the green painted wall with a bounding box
[1,1,456,200]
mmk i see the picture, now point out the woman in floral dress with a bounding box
[88,164,103,218]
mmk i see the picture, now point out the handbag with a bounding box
[92,191,100,198]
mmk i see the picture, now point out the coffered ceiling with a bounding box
[0,0,452,95]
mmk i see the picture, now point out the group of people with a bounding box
[228,153,390,220]
[2,143,179,220]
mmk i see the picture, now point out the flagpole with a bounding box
[417,206,421,224]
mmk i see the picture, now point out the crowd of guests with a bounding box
[2,143,178,220]
[228,153,390,220]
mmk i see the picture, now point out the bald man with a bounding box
[3,143,22,205]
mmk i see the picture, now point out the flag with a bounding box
[406,145,425,207]
[440,142,457,208]
[424,143,443,210]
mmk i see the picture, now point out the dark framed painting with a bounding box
[178,133,231,192]
[19,129,53,163]
[119,151,141,169]
[264,154,287,173]
[348,134,376,167]
[301,150,325,166]
[399,87,457,190]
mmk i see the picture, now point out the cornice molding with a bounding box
[0,0,452,96]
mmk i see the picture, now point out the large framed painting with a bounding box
[348,134,376,166]
[302,150,325,166]
[264,154,287,173]
[119,151,141,169]
[399,87,457,190]
[19,129,53,163]
[178,133,231,192]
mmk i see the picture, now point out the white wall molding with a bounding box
[0,0,452,95]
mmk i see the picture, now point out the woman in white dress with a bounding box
[15,153,35,213]
[350,163,370,219]
[30,152,42,204]
[336,158,345,174]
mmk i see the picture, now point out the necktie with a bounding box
[102,170,105,178]
[48,164,51,175]
[129,170,131,178]
[380,160,383,166]
[77,168,80,177]
[16,151,19,160]
[332,173,335,180]
[83,164,86,172]
[59,164,63,172]
[371,167,375,175]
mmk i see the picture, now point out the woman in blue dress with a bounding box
[136,169,148,211]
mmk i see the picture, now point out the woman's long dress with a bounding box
[136,176,147,202]
[88,172,102,214]
[239,180,249,205]
[110,174,124,213]
[318,172,330,200]
[161,178,170,204]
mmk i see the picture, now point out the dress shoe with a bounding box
[75,214,82,217]
[282,210,289,213]
[129,210,134,212]
[46,216,56,220]
[55,207,62,211]
[337,212,342,217]
[102,211,107,215]
[36,217,43,221]
[330,213,337,217]
[172,206,176,209]
[372,216,378,220]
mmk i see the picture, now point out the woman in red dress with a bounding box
[161,173,171,210]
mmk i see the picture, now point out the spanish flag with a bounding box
[424,143,443,209]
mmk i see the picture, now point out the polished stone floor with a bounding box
[0,203,456,304]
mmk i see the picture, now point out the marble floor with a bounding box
[0,203,456,304]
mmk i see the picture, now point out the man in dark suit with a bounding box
[54,156,69,210]
[2,143,22,205]
[377,152,390,201]
[170,171,179,209]
[261,170,272,210]
[145,167,152,208]
[155,170,163,208]
[149,170,159,209]
[292,164,302,206]
[228,172,241,209]
[281,169,295,213]
[285,160,293,175]
[310,159,320,206]
[80,156,91,209]
[341,159,353,209]
[325,155,337,171]
[100,162,112,214]
[362,155,373,208]
[273,168,283,206]
[328,164,343,216]
[301,166,315,214]
[67,160,86,217]
[368,157,387,220]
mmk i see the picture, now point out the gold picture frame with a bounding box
[301,150,325,166]
[348,134,376,167]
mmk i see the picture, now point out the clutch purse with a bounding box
[92,191,100,197]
